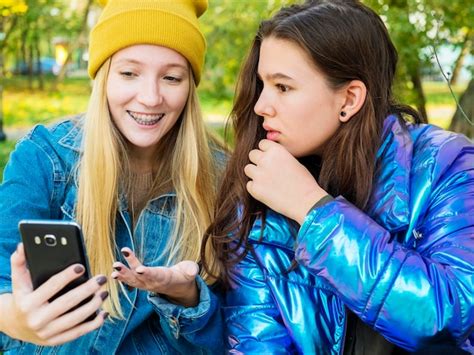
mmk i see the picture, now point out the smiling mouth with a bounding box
[127,111,165,126]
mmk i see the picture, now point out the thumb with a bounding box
[10,243,33,296]
[175,261,199,280]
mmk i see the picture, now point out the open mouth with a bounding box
[127,111,165,126]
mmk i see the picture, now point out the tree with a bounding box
[0,0,28,141]
[200,0,293,99]
[449,78,474,138]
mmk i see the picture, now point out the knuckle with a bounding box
[16,299,31,314]
[36,331,49,341]
[26,317,42,332]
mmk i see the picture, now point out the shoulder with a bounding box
[20,115,83,153]
[208,138,229,171]
[10,116,83,177]
[408,123,473,182]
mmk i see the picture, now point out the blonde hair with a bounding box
[76,59,221,318]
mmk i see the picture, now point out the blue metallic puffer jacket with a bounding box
[224,115,474,354]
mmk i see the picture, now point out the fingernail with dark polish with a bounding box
[103,312,109,320]
[74,265,85,274]
[100,291,109,300]
[113,266,122,272]
[96,275,107,285]
[122,250,130,257]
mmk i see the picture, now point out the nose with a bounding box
[137,78,163,107]
[254,89,276,118]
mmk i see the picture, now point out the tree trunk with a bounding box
[450,30,473,86]
[0,15,19,76]
[54,0,94,86]
[409,64,428,122]
[449,78,474,139]
[0,20,6,141]
[35,34,44,90]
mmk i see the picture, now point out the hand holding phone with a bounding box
[0,221,108,346]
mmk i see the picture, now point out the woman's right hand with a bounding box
[0,243,109,346]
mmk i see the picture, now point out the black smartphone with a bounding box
[18,220,96,320]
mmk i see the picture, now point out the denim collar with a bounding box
[58,114,84,153]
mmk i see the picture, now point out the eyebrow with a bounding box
[257,72,294,81]
[114,58,188,70]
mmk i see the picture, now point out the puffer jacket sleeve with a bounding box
[0,131,56,351]
[295,146,474,351]
[224,245,296,353]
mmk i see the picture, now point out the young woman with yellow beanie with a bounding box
[0,0,225,353]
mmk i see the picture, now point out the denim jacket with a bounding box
[224,116,474,354]
[0,118,224,354]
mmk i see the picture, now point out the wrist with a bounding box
[156,281,199,308]
[296,189,328,225]
[0,293,14,334]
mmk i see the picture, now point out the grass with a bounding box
[424,81,467,129]
[3,76,91,129]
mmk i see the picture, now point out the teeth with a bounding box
[127,111,164,126]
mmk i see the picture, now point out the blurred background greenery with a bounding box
[0,0,473,182]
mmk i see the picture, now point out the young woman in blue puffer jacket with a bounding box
[202,1,474,354]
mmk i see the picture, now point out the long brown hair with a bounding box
[202,0,424,286]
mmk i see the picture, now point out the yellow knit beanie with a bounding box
[88,0,208,84]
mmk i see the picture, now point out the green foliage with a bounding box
[199,0,294,100]
[364,0,473,110]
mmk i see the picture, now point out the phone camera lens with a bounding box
[44,234,57,247]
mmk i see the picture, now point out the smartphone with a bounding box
[18,220,96,320]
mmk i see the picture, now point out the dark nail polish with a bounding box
[113,266,122,272]
[100,291,109,300]
[122,250,130,257]
[74,265,85,274]
[96,275,107,285]
[103,312,109,320]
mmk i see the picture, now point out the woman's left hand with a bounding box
[245,139,328,224]
[111,248,199,307]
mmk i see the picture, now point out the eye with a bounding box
[163,75,182,83]
[276,83,290,93]
[120,71,136,78]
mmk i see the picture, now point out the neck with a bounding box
[128,145,156,173]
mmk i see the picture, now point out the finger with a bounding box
[248,149,263,165]
[10,243,33,296]
[246,180,255,197]
[41,275,107,324]
[121,248,142,271]
[38,290,109,340]
[244,163,258,179]
[258,139,274,151]
[44,311,108,347]
[112,264,141,286]
[32,264,87,308]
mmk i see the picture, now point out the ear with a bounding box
[339,80,367,123]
